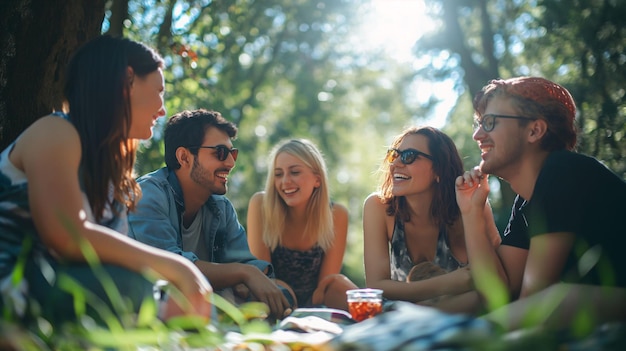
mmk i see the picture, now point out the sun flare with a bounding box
[360,0,435,62]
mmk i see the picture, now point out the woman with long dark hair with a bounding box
[0,36,212,325]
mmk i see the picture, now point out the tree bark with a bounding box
[0,0,105,150]
[104,0,129,37]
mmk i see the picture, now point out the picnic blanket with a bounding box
[326,301,494,350]
[222,302,626,350]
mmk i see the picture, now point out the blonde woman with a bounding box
[247,139,357,310]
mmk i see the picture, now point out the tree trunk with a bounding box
[0,0,105,150]
[104,0,129,37]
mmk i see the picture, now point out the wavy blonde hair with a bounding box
[262,139,334,251]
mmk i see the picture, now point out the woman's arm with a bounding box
[318,203,349,281]
[246,192,272,262]
[16,117,212,318]
[362,193,393,288]
[362,194,472,302]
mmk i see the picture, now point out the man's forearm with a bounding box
[462,213,510,308]
[194,260,253,290]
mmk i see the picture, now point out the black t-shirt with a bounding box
[501,150,626,287]
[501,195,530,249]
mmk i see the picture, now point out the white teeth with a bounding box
[216,172,229,179]
[393,173,409,180]
[283,188,297,194]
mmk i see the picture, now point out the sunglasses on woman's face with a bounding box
[191,145,239,161]
[386,148,432,165]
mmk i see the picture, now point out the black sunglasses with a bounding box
[191,145,239,161]
[386,148,433,165]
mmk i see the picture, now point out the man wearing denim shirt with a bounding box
[129,109,293,319]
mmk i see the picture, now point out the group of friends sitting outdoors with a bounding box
[1,35,625,340]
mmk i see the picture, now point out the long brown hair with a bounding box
[377,126,464,228]
[63,36,164,221]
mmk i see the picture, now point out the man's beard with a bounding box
[190,158,227,195]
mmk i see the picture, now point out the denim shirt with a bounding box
[128,167,271,275]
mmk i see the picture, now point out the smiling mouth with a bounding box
[393,173,410,180]
[283,188,298,194]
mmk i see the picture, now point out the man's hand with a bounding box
[233,283,250,300]
[244,268,292,319]
[455,167,490,214]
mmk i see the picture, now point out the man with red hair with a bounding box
[456,77,626,332]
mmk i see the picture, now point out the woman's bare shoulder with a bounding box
[22,115,77,143]
[10,115,79,170]
[331,201,348,214]
[363,192,385,209]
[249,191,266,205]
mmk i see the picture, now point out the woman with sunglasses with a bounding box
[247,139,358,310]
[0,36,212,326]
[362,126,500,309]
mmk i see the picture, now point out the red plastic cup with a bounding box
[346,288,383,322]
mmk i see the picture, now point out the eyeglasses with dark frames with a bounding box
[386,148,433,165]
[190,145,239,161]
[474,114,537,133]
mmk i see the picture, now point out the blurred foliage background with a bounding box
[105,0,626,287]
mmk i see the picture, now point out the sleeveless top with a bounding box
[0,112,127,279]
[390,218,466,281]
[271,245,324,306]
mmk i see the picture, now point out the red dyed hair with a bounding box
[473,77,578,151]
